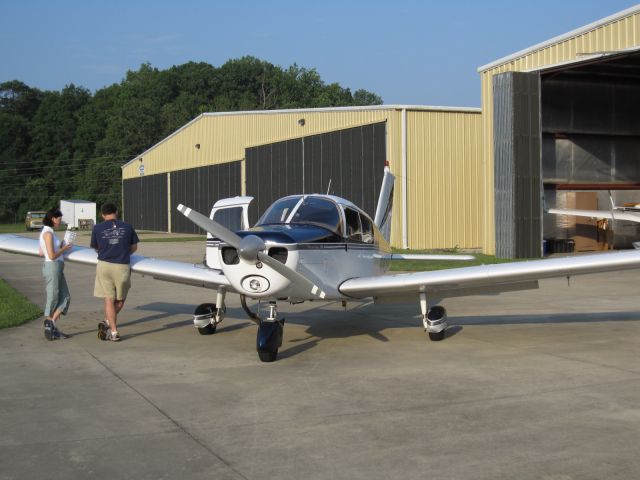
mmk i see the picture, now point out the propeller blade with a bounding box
[177,204,242,248]
[256,251,327,299]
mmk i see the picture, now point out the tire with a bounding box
[197,324,217,335]
[258,349,278,362]
[194,303,217,335]
[428,330,446,341]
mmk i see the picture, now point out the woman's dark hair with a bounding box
[43,208,63,227]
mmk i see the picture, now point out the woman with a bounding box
[39,208,73,340]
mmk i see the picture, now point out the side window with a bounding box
[344,208,362,242]
[360,214,374,244]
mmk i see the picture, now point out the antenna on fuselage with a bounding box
[326,179,332,195]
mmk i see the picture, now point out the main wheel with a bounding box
[194,303,217,335]
[428,330,446,341]
[198,324,217,335]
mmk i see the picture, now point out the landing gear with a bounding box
[420,293,447,341]
[256,302,284,363]
[193,288,226,335]
[194,303,218,335]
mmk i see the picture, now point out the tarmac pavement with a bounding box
[1,231,640,479]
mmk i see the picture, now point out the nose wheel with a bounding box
[256,302,284,362]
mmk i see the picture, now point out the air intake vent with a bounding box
[221,247,239,265]
[268,247,288,264]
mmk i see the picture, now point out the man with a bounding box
[90,203,139,341]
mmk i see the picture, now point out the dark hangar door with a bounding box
[245,122,386,224]
[493,72,542,259]
[170,161,242,234]
[122,173,168,232]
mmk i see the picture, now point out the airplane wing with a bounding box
[339,250,640,301]
[548,208,640,223]
[0,234,231,290]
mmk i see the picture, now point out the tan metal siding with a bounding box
[479,9,640,254]
[123,110,391,179]
[407,110,483,250]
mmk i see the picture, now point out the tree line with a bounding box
[0,56,382,223]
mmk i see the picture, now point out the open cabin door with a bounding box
[205,196,253,269]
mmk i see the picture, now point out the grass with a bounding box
[0,278,42,330]
[0,223,25,233]
[0,223,67,233]
[390,249,530,272]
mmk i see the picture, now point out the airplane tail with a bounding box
[374,166,395,243]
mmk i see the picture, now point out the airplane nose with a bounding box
[238,235,266,263]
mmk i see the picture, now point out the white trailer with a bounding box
[60,200,96,230]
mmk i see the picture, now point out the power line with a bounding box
[0,152,140,166]
[0,165,119,177]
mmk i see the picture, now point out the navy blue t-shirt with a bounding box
[90,219,139,264]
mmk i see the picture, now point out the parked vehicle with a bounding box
[25,211,47,231]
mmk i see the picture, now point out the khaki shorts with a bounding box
[94,260,131,300]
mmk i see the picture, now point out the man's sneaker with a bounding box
[109,331,121,342]
[97,321,109,341]
[52,325,70,339]
[44,319,55,341]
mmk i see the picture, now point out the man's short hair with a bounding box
[101,203,118,215]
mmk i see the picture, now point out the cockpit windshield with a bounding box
[257,196,302,225]
[257,196,342,233]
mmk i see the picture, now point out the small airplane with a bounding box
[547,193,640,249]
[3,167,640,362]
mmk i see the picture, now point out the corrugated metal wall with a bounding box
[493,72,542,259]
[170,162,242,234]
[122,173,168,231]
[245,122,386,224]
[406,110,483,249]
[479,6,640,254]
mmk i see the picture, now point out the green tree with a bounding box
[0,57,383,222]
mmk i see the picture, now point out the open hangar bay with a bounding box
[2,234,640,479]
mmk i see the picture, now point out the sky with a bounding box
[1,0,638,108]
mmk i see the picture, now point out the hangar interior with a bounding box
[493,48,640,258]
[541,49,640,252]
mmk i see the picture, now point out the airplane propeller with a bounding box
[177,204,326,298]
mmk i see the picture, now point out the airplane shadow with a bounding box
[278,307,640,358]
[452,310,640,326]
[69,298,640,353]
[70,302,250,338]
[120,302,251,340]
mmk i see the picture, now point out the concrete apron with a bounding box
[1,235,640,479]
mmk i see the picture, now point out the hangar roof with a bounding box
[478,4,640,73]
